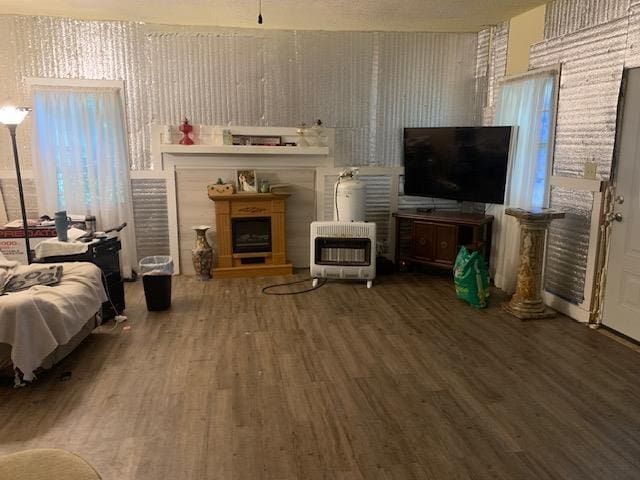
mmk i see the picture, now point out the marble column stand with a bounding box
[502,208,565,320]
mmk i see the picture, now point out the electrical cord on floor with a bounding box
[99,270,127,327]
[261,277,328,295]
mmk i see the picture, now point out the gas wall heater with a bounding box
[310,221,376,288]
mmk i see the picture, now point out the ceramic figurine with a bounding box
[192,225,213,280]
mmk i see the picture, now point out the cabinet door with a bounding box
[412,222,435,260]
[434,225,457,265]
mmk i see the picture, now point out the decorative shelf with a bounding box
[160,145,329,155]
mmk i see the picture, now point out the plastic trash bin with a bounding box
[139,256,173,311]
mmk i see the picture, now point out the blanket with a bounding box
[0,261,107,381]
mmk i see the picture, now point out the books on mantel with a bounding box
[269,184,290,194]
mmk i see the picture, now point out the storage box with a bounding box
[207,183,234,198]
[0,227,57,263]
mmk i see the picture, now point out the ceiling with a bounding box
[0,0,547,32]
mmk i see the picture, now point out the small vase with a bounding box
[192,225,213,280]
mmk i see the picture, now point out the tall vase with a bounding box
[192,225,213,280]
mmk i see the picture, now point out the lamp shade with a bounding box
[0,106,31,126]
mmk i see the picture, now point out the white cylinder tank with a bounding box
[334,177,366,222]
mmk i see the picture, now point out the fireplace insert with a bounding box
[232,217,272,254]
[314,237,371,266]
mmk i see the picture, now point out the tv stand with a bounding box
[394,209,493,270]
[416,207,434,213]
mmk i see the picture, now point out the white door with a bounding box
[603,68,640,340]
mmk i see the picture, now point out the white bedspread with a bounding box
[0,262,107,381]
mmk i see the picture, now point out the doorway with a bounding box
[602,68,640,341]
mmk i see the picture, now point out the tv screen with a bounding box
[403,126,512,204]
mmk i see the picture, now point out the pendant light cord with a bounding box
[258,0,263,24]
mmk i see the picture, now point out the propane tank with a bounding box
[334,168,366,222]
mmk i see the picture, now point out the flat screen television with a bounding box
[403,126,512,204]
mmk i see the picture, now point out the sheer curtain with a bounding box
[31,86,137,277]
[492,71,556,293]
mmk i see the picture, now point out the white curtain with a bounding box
[492,72,556,293]
[31,86,137,277]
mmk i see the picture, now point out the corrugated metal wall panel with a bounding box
[375,32,479,167]
[474,29,490,125]
[481,23,509,125]
[544,0,630,39]
[530,18,628,180]
[131,178,170,262]
[295,31,375,166]
[624,5,640,67]
[0,16,479,173]
[147,28,266,130]
[544,186,594,304]
[0,16,151,171]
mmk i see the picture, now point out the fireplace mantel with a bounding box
[152,125,334,274]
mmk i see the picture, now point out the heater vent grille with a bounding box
[312,222,375,239]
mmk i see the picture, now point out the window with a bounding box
[30,82,136,276]
[491,69,558,293]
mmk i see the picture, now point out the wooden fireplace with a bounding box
[209,193,293,278]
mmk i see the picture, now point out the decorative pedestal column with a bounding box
[502,208,565,320]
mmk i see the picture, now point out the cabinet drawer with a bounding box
[434,225,457,264]
[412,222,435,260]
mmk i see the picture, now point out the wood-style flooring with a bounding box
[1,273,640,479]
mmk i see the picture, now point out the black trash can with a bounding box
[139,256,173,311]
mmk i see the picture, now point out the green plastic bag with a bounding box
[453,246,490,308]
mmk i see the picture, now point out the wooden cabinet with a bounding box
[394,210,493,270]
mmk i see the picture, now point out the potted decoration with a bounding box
[207,178,234,198]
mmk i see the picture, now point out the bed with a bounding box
[0,261,107,385]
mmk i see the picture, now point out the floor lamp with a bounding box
[0,106,33,264]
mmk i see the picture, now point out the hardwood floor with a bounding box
[1,272,640,479]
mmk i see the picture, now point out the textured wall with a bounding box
[543,186,594,304]
[0,15,480,171]
[544,0,630,39]
[477,23,510,125]
[530,18,628,179]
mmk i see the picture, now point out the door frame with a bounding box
[592,67,640,329]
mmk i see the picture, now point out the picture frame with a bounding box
[232,135,281,146]
[250,135,281,146]
[236,169,258,193]
[232,135,252,146]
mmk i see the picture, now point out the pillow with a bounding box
[2,265,63,293]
